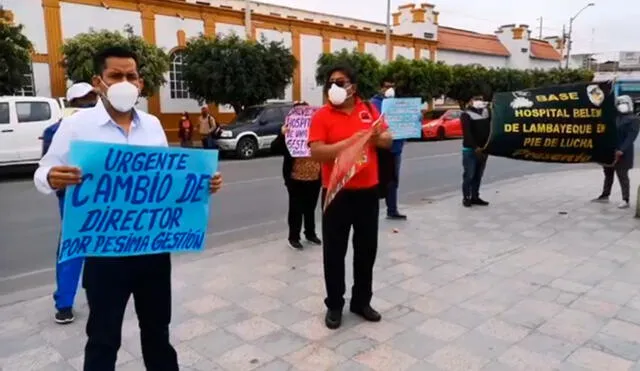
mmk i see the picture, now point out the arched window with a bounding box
[169,51,191,99]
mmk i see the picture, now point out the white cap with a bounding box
[66,82,95,102]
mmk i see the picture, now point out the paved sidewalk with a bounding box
[3,169,640,371]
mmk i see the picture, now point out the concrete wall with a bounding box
[495,26,530,70]
[300,34,323,106]
[529,58,561,70]
[60,2,142,39]
[437,50,508,68]
[32,63,51,97]
[365,42,387,62]
[331,39,357,53]
[394,46,414,60]
[155,15,204,114]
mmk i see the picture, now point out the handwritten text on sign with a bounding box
[59,141,218,262]
[381,98,422,140]
[285,106,319,157]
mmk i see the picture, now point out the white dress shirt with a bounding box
[34,99,168,195]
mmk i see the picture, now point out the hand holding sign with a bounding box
[209,172,223,194]
[381,98,422,140]
[59,141,219,263]
[48,166,82,189]
[285,106,319,157]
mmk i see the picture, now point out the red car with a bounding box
[422,109,463,140]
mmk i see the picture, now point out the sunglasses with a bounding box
[328,79,350,88]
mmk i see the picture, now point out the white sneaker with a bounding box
[618,201,630,209]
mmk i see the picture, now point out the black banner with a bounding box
[486,81,617,164]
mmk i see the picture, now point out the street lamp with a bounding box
[385,0,392,62]
[565,2,595,69]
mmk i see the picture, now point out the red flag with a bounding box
[323,115,384,212]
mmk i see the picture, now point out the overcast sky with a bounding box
[259,0,639,59]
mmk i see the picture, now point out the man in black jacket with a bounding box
[461,95,491,208]
[592,95,640,208]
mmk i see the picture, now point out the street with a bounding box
[0,139,580,302]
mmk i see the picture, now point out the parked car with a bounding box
[216,102,295,159]
[0,96,62,167]
[422,109,463,140]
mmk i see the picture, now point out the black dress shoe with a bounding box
[471,198,489,206]
[350,305,381,322]
[305,235,322,245]
[462,198,472,208]
[325,309,342,329]
[386,213,407,220]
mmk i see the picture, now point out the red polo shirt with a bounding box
[308,99,386,189]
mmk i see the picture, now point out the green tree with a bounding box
[447,64,491,108]
[182,34,296,113]
[315,49,382,100]
[0,9,34,95]
[486,68,532,96]
[381,57,452,101]
[61,26,169,96]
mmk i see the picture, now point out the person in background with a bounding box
[199,105,219,149]
[178,112,193,148]
[308,65,392,330]
[461,95,491,208]
[34,46,224,370]
[592,95,640,208]
[270,102,322,250]
[41,82,98,325]
[370,79,407,220]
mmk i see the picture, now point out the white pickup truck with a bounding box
[0,96,63,167]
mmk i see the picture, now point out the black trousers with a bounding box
[321,187,379,310]
[287,179,321,241]
[83,254,178,371]
[462,150,488,199]
[602,165,631,201]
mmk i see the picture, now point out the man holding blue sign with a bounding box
[371,79,407,220]
[34,47,223,371]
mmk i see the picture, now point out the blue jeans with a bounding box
[462,149,487,200]
[385,153,402,215]
[53,193,83,310]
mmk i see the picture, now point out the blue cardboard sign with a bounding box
[58,141,218,263]
[381,98,423,139]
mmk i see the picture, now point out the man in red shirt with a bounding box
[308,65,392,329]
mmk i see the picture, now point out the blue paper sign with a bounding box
[58,141,218,263]
[381,98,423,139]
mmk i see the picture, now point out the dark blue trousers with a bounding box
[54,193,84,310]
[385,153,402,216]
[462,149,488,200]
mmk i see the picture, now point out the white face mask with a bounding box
[101,80,139,113]
[328,84,349,106]
[384,87,395,98]
[472,100,487,109]
[618,103,631,114]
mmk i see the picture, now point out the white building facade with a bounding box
[1,0,562,139]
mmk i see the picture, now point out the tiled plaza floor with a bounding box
[2,169,640,371]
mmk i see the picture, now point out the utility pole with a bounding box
[565,21,573,69]
[561,24,566,69]
[245,0,252,40]
[565,3,595,69]
[537,17,543,39]
[385,0,392,62]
